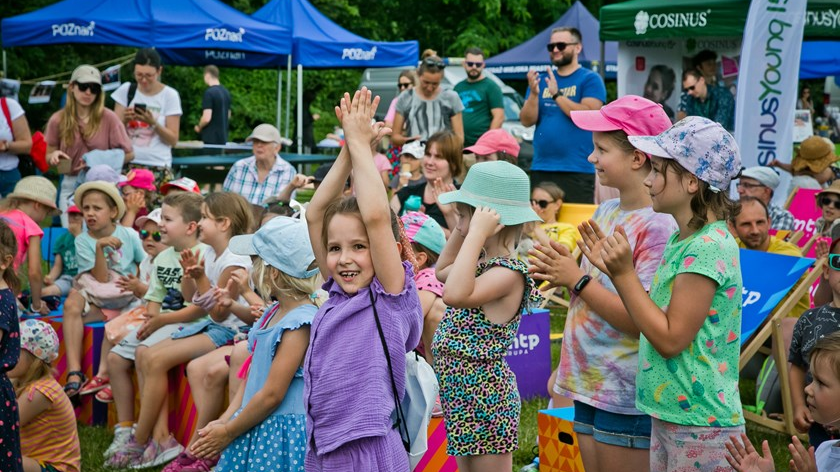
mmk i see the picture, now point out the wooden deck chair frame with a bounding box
[739,257,825,437]
[799,232,819,256]
[786,230,804,246]
[783,186,799,209]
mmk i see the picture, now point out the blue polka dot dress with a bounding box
[0,288,22,472]
[216,304,316,472]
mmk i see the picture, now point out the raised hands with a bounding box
[544,66,559,98]
[336,88,391,147]
[578,220,634,278]
[179,248,205,280]
[528,240,584,290]
[526,70,540,96]
[725,434,775,472]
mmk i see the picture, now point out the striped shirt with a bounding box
[223,155,296,205]
[20,377,81,472]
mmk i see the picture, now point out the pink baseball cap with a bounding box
[464,129,520,159]
[570,95,672,137]
[67,205,82,214]
[119,168,157,192]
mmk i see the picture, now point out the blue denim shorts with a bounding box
[171,319,237,348]
[573,400,651,449]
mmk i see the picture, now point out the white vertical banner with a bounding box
[734,0,806,206]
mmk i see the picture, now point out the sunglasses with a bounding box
[531,199,555,209]
[829,253,840,271]
[465,61,484,68]
[820,197,840,210]
[684,84,698,92]
[398,82,412,90]
[75,82,101,94]
[139,230,162,242]
[546,41,578,52]
[422,57,446,70]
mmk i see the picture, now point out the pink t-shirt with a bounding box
[45,108,133,175]
[0,209,44,268]
[373,152,392,174]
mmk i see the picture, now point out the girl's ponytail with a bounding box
[396,213,418,272]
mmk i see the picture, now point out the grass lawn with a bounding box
[79,308,798,471]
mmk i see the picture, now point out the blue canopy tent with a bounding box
[1,0,291,54]
[250,0,419,151]
[800,41,840,80]
[485,1,617,80]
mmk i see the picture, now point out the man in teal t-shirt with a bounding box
[454,47,504,147]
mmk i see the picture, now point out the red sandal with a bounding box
[79,375,110,395]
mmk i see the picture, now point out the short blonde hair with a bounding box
[252,257,321,304]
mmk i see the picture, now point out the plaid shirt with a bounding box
[768,204,795,231]
[223,155,296,205]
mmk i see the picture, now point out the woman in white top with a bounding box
[112,48,182,190]
[0,97,33,197]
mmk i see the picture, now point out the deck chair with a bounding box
[557,203,598,228]
[786,230,804,246]
[40,227,68,264]
[739,252,824,437]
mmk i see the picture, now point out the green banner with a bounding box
[600,0,840,41]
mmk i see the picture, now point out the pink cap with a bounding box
[464,129,520,158]
[570,95,672,137]
[67,205,82,214]
[118,169,156,192]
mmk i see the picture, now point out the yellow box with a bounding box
[539,407,585,472]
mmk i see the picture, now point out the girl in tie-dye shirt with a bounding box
[586,117,745,472]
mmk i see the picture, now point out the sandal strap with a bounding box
[67,370,86,380]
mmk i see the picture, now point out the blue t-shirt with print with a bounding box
[525,67,606,173]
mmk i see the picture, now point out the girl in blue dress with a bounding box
[0,220,23,472]
[188,216,320,472]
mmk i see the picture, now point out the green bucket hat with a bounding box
[438,161,541,226]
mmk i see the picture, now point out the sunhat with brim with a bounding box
[8,176,59,214]
[792,136,836,173]
[628,116,741,192]
[119,168,156,192]
[20,319,59,363]
[817,180,840,200]
[438,161,541,226]
[74,181,126,220]
[229,216,318,279]
[571,95,671,137]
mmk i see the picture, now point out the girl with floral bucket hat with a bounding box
[432,160,544,470]
[8,319,81,472]
[579,116,745,471]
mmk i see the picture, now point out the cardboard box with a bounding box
[539,407,585,472]
[413,417,458,472]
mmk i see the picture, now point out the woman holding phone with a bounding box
[112,48,182,190]
[46,64,133,225]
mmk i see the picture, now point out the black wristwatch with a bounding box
[552,91,562,100]
[571,275,592,296]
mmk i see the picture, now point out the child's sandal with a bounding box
[63,371,87,396]
[80,375,110,395]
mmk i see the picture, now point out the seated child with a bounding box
[119,168,157,230]
[10,320,81,472]
[42,205,83,298]
[815,182,840,241]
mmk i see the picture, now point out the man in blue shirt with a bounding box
[520,27,606,203]
[680,69,735,132]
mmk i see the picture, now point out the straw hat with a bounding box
[74,181,126,220]
[438,161,541,226]
[817,180,840,199]
[7,176,59,214]
[792,136,836,173]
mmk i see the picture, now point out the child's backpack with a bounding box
[743,356,783,416]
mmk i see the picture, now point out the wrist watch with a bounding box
[571,274,592,296]
[552,91,562,100]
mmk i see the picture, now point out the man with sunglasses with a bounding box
[520,27,606,203]
[736,166,795,231]
[454,47,504,147]
[678,69,734,131]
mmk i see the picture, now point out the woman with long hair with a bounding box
[46,65,133,225]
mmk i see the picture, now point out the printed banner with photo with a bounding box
[28,80,56,104]
[739,248,813,343]
[0,79,21,101]
[101,64,121,92]
[616,38,742,123]
[793,109,814,143]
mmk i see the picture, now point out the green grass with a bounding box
[78,308,795,471]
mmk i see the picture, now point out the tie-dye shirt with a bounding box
[637,221,744,427]
[555,198,677,414]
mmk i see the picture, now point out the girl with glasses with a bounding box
[526,182,577,253]
[45,64,133,226]
[815,182,840,241]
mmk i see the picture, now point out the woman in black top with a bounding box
[391,130,463,232]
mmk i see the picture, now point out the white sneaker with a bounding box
[104,425,134,459]
[132,435,184,469]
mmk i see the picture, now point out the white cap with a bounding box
[246,124,282,144]
[740,166,780,190]
[136,208,162,227]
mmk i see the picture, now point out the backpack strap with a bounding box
[0,98,13,140]
[369,289,410,452]
[127,82,138,106]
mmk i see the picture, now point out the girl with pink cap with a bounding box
[118,168,157,230]
[530,95,676,472]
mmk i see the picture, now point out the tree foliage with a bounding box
[1,0,611,143]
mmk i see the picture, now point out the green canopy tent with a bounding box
[600,0,840,41]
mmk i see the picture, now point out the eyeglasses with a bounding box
[422,57,446,70]
[397,82,412,90]
[736,182,765,190]
[75,82,101,94]
[829,253,840,270]
[134,72,157,81]
[546,42,578,52]
[531,199,555,209]
[139,230,162,242]
[820,197,840,210]
[465,61,484,68]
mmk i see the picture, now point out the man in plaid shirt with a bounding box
[223,123,296,204]
[736,166,795,231]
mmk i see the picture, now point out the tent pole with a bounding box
[285,56,292,139]
[599,41,605,81]
[2,50,6,78]
[276,66,283,131]
[297,64,303,155]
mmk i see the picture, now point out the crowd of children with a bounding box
[0,86,839,472]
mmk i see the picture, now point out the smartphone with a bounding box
[134,103,147,112]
